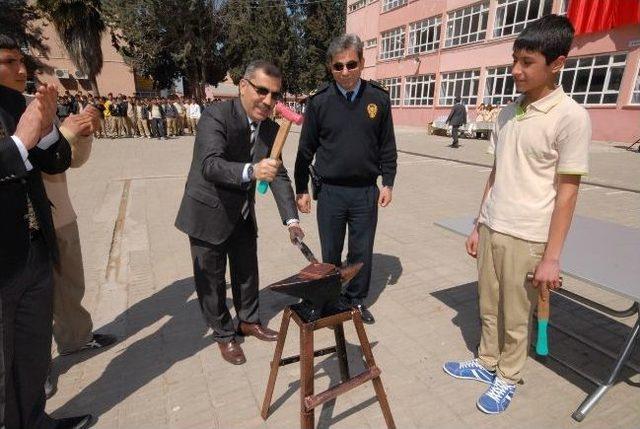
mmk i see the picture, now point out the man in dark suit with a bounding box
[0,34,92,429]
[175,60,303,365]
[446,96,467,148]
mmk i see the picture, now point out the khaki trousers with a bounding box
[476,224,545,384]
[166,117,177,136]
[137,118,151,137]
[52,221,93,353]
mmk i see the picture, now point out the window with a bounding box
[439,70,480,106]
[365,38,378,49]
[348,0,367,13]
[494,0,552,38]
[484,66,518,105]
[632,65,640,104]
[381,77,402,106]
[559,0,570,15]
[404,75,436,106]
[445,2,489,48]
[379,27,405,60]
[559,53,627,105]
[382,0,407,12]
[408,16,442,55]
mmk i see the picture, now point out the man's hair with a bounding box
[513,14,575,64]
[243,60,282,80]
[454,96,461,103]
[327,34,364,64]
[0,34,20,51]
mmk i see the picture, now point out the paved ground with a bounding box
[45,127,640,428]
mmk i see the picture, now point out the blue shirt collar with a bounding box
[336,79,362,101]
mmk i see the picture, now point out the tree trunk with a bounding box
[90,75,100,97]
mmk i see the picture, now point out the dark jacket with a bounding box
[0,85,72,280]
[175,98,298,245]
[446,103,467,126]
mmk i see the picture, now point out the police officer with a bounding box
[294,34,397,324]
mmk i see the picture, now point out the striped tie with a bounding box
[242,122,259,219]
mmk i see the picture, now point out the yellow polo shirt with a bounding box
[478,86,591,243]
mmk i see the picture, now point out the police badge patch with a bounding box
[367,103,378,119]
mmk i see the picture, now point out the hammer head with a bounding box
[275,102,303,125]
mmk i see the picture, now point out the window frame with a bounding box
[484,66,519,106]
[379,27,406,60]
[381,77,402,106]
[559,53,628,106]
[438,69,481,106]
[404,74,437,106]
[493,0,553,38]
[444,1,489,48]
[408,16,442,55]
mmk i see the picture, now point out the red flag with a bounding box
[568,0,640,35]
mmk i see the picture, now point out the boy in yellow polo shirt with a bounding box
[443,15,590,414]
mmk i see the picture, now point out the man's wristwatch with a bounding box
[247,164,255,180]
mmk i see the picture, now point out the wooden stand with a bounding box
[261,306,396,429]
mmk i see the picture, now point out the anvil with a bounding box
[268,262,363,322]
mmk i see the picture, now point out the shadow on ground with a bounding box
[51,277,212,420]
[431,282,640,394]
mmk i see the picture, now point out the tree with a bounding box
[221,0,303,95]
[299,0,347,93]
[36,0,106,95]
[103,0,227,100]
[0,0,50,75]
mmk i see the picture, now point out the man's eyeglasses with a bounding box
[332,61,359,72]
[245,79,282,101]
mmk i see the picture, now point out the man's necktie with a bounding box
[346,91,354,102]
[242,121,259,219]
[25,195,40,231]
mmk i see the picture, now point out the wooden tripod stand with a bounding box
[261,306,396,429]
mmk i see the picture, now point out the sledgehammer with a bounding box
[257,102,304,194]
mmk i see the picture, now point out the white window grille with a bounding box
[348,0,367,13]
[445,2,489,48]
[484,66,519,105]
[559,0,570,15]
[631,65,640,104]
[408,16,441,55]
[559,53,627,105]
[439,69,480,106]
[382,0,407,12]
[404,74,436,106]
[381,77,402,106]
[379,27,405,60]
[493,0,553,38]
[365,38,378,49]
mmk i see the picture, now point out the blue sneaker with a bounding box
[477,377,516,414]
[443,359,496,384]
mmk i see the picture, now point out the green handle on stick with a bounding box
[536,319,549,356]
[257,180,269,194]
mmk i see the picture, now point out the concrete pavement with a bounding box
[45,127,640,428]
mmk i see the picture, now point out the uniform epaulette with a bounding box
[308,83,330,98]
[368,80,388,92]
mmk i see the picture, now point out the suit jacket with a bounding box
[23,94,94,229]
[446,103,467,126]
[0,85,72,280]
[175,98,298,245]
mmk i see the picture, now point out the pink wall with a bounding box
[33,20,136,97]
[347,0,640,143]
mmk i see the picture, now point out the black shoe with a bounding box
[54,414,92,429]
[60,333,117,356]
[355,304,375,324]
[45,375,57,399]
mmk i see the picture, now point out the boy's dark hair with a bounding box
[513,14,575,64]
[0,34,20,51]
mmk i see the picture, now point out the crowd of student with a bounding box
[56,92,223,140]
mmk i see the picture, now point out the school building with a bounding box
[346,0,640,143]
